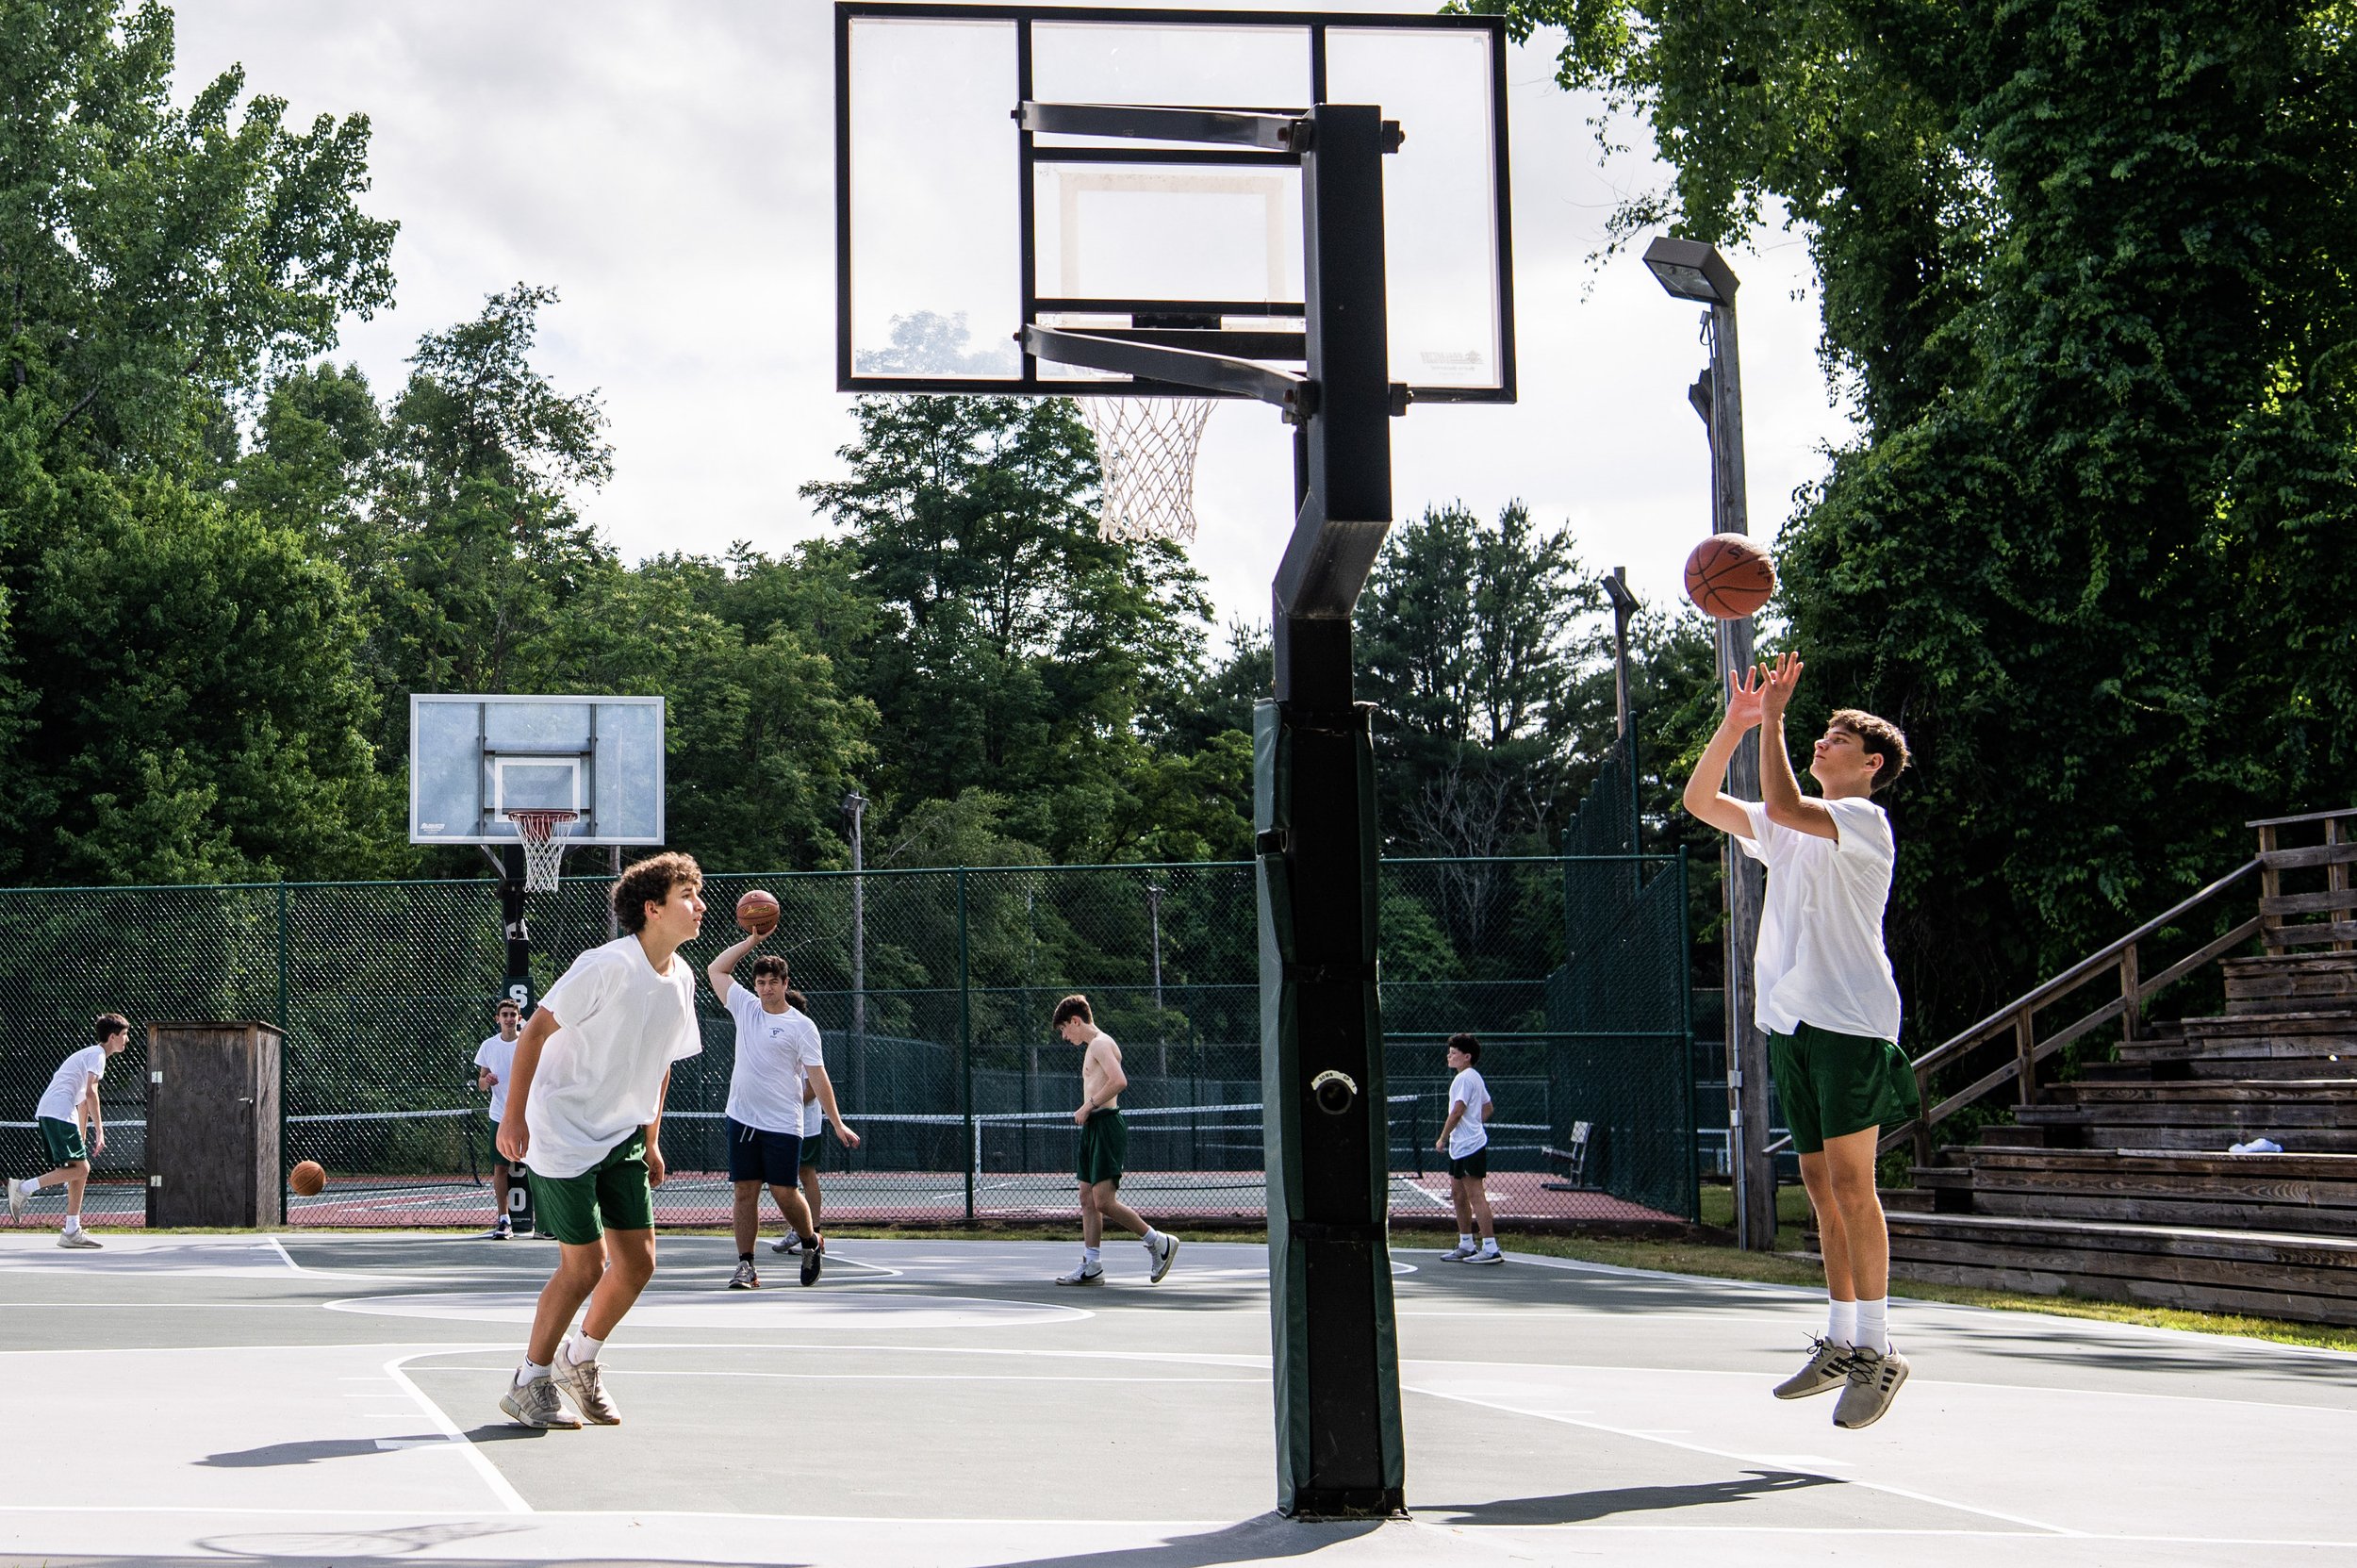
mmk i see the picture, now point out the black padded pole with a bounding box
[1259,101,1406,1521]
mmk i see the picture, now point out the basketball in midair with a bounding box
[736,889,782,936]
[288,1160,326,1197]
[1684,534,1777,619]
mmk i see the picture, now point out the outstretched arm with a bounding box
[706,930,765,996]
[1758,652,1839,841]
[1682,664,1769,838]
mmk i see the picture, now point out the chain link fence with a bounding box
[3,757,1693,1230]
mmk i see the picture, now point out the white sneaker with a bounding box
[1439,1244,1475,1262]
[6,1179,27,1218]
[770,1232,801,1255]
[500,1374,583,1430]
[1147,1232,1180,1283]
[58,1230,102,1249]
[1466,1246,1504,1264]
[1055,1261,1105,1286]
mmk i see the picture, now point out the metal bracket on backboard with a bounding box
[1022,324,1313,418]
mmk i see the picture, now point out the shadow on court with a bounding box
[1419,1469,1841,1527]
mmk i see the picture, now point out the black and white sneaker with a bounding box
[1772,1337,1853,1400]
[1146,1231,1180,1283]
[482,1215,513,1241]
[728,1258,760,1290]
[799,1235,824,1286]
[1832,1345,1910,1428]
[1055,1261,1105,1286]
[770,1231,802,1256]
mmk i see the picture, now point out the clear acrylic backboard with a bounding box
[408,695,666,847]
[837,4,1514,403]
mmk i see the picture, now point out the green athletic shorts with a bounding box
[530,1131,654,1246]
[37,1117,87,1166]
[1077,1108,1127,1186]
[1768,1021,1920,1155]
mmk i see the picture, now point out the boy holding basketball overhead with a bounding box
[707,907,826,1290]
[1682,652,1917,1429]
[494,852,705,1429]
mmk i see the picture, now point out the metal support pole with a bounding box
[1146,881,1167,1077]
[1695,303,1776,1251]
[957,864,973,1226]
[847,789,867,1104]
[1259,101,1406,1521]
[500,845,535,1016]
[1608,567,1634,739]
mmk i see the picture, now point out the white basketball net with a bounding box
[506,809,581,894]
[1081,397,1213,545]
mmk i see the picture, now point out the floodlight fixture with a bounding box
[1642,236,1739,305]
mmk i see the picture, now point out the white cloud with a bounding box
[173,0,1854,629]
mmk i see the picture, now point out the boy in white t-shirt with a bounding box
[1433,1034,1500,1263]
[495,853,706,1430]
[1683,652,1917,1430]
[8,1013,132,1247]
[771,991,861,1257]
[473,998,523,1239]
[707,933,825,1288]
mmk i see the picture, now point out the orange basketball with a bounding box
[1684,533,1777,619]
[288,1160,326,1197]
[736,888,781,935]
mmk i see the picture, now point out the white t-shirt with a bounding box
[35,1046,107,1123]
[1447,1066,1490,1159]
[474,1033,519,1121]
[1738,797,1904,1041]
[800,1015,832,1138]
[522,936,703,1179]
[721,982,824,1134]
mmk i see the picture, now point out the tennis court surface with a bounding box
[4,1231,2352,1567]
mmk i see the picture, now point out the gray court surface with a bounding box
[3,1232,2353,1566]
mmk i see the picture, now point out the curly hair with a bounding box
[612,852,702,934]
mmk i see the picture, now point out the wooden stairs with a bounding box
[1816,809,2357,1326]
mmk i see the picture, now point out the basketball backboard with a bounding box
[407,695,665,847]
[837,4,1514,403]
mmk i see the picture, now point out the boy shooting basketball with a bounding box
[474,998,523,1239]
[495,853,705,1429]
[8,1014,132,1247]
[707,934,825,1288]
[1683,652,1916,1429]
[1052,995,1178,1286]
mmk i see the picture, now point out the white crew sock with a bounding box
[1827,1297,1858,1347]
[1083,1246,1101,1264]
[515,1359,550,1388]
[1458,1232,1474,1250]
[1477,1236,1499,1254]
[60,1216,82,1235]
[566,1333,604,1365]
[19,1179,43,1197]
[1855,1297,1888,1355]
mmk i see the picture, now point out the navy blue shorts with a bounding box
[727,1118,805,1185]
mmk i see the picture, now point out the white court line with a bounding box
[266,1234,304,1272]
[0,1501,2349,1547]
[1403,1380,2085,1538]
[384,1350,533,1514]
[425,1366,1263,1383]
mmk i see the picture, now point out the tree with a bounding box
[0,0,396,465]
[1356,500,1601,854]
[1471,0,2357,1046]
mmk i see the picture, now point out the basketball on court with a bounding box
[1684,533,1776,619]
[736,888,781,935]
[288,1160,326,1197]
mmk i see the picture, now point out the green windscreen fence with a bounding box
[2,761,1692,1230]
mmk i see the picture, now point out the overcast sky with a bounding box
[172,1,1852,638]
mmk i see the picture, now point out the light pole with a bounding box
[1146,881,1167,1076]
[1601,567,1638,740]
[844,787,867,1104]
[1644,235,1777,1252]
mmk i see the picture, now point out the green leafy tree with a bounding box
[1473,0,2357,1045]
[0,0,395,464]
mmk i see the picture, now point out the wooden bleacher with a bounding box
[1811,806,2357,1326]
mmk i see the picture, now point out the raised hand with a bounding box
[1760,651,1805,718]
[1723,663,1769,731]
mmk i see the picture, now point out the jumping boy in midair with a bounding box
[8,1014,132,1247]
[496,853,706,1429]
[1682,652,1917,1429]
